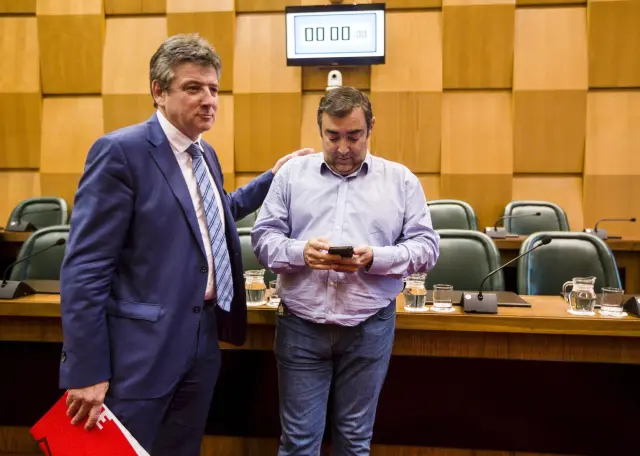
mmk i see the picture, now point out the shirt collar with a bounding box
[156,109,202,153]
[320,151,371,178]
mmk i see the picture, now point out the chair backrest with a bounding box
[427,200,478,231]
[238,233,276,285]
[425,229,504,291]
[504,200,569,235]
[7,197,68,230]
[235,209,259,230]
[9,225,70,280]
[517,232,621,295]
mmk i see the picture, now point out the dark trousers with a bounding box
[275,300,396,456]
[105,305,220,456]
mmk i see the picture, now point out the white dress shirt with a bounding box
[156,110,225,300]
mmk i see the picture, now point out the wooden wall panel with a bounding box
[40,97,103,175]
[441,92,513,175]
[0,94,41,169]
[588,0,640,88]
[584,91,640,237]
[102,94,155,134]
[167,0,233,12]
[512,176,584,232]
[514,7,587,91]
[300,93,324,155]
[583,175,640,238]
[302,67,370,92]
[0,172,40,224]
[102,18,168,95]
[234,93,302,172]
[234,14,301,173]
[371,12,441,173]
[236,0,300,13]
[370,92,441,173]
[441,92,513,228]
[0,18,41,169]
[105,0,166,15]
[443,1,515,89]
[513,91,586,173]
[0,0,36,13]
[36,0,104,94]
[235,174,261,189]
[585,91,640,176]
[39,97,103,211]
[518,0,583,4]
[233,14,299,94]
[441,174,513,231]
[371,12,442,93]
[102,17,168,134]
[385,0,442,8]
[419,175,441,201]
[167,10,235,92]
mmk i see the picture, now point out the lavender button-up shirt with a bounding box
[251,152,440,326]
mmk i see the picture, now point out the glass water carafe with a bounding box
[403,273,428,312]
[244,270,266,307]
[563,276,597,316]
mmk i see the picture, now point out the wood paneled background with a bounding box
[0,0,639,236]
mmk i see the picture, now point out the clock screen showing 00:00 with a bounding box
[289,12,381,58]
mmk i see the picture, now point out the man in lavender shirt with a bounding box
[251,86,439,455]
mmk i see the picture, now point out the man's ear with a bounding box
[151,80,165,108]
[368,116,376,136]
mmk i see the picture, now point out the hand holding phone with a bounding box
[327,246,354,258]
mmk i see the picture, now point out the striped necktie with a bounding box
[187,142,233,311]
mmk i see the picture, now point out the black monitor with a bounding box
[285,3,386,67]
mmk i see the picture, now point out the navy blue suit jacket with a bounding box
[59,113,273,399]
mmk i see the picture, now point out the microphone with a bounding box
[6,208,64,232]
[461,235,552,314]
[484,213,542,239]
[0,238,66,299]
[585,217,636,240]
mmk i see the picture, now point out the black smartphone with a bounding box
[328,246,354,257]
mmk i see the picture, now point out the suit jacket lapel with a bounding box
[146,115,207,259]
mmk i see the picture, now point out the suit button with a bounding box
[201,266,207,273]
[193,306,201,313]
[61,350,67,362]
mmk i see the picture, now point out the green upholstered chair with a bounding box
[9,225,69,280]
[517,232,621,296]
[425,229,504,291]
[7,197,68,231]
[236,209,258,229]
[427,200,478,231]
[504,200,569,235]
[239,232,276,285]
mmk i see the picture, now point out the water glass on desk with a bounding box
[431,284,454,313]
[268,279,280,308]
[600,287,626,318]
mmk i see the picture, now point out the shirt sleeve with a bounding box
[251,162,308,273]
[366,173,439,278]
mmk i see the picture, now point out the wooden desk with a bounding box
[2,294,640,364]
[0,230,32,243]
[1,294,640,456]
[494,236,640,294]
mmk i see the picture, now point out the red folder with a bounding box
[30,391,149,456]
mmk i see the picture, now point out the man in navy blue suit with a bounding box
[58,34,311,455]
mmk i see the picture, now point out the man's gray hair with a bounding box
[149,33,222,107]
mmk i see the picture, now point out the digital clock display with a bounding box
[285,4,385,66]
